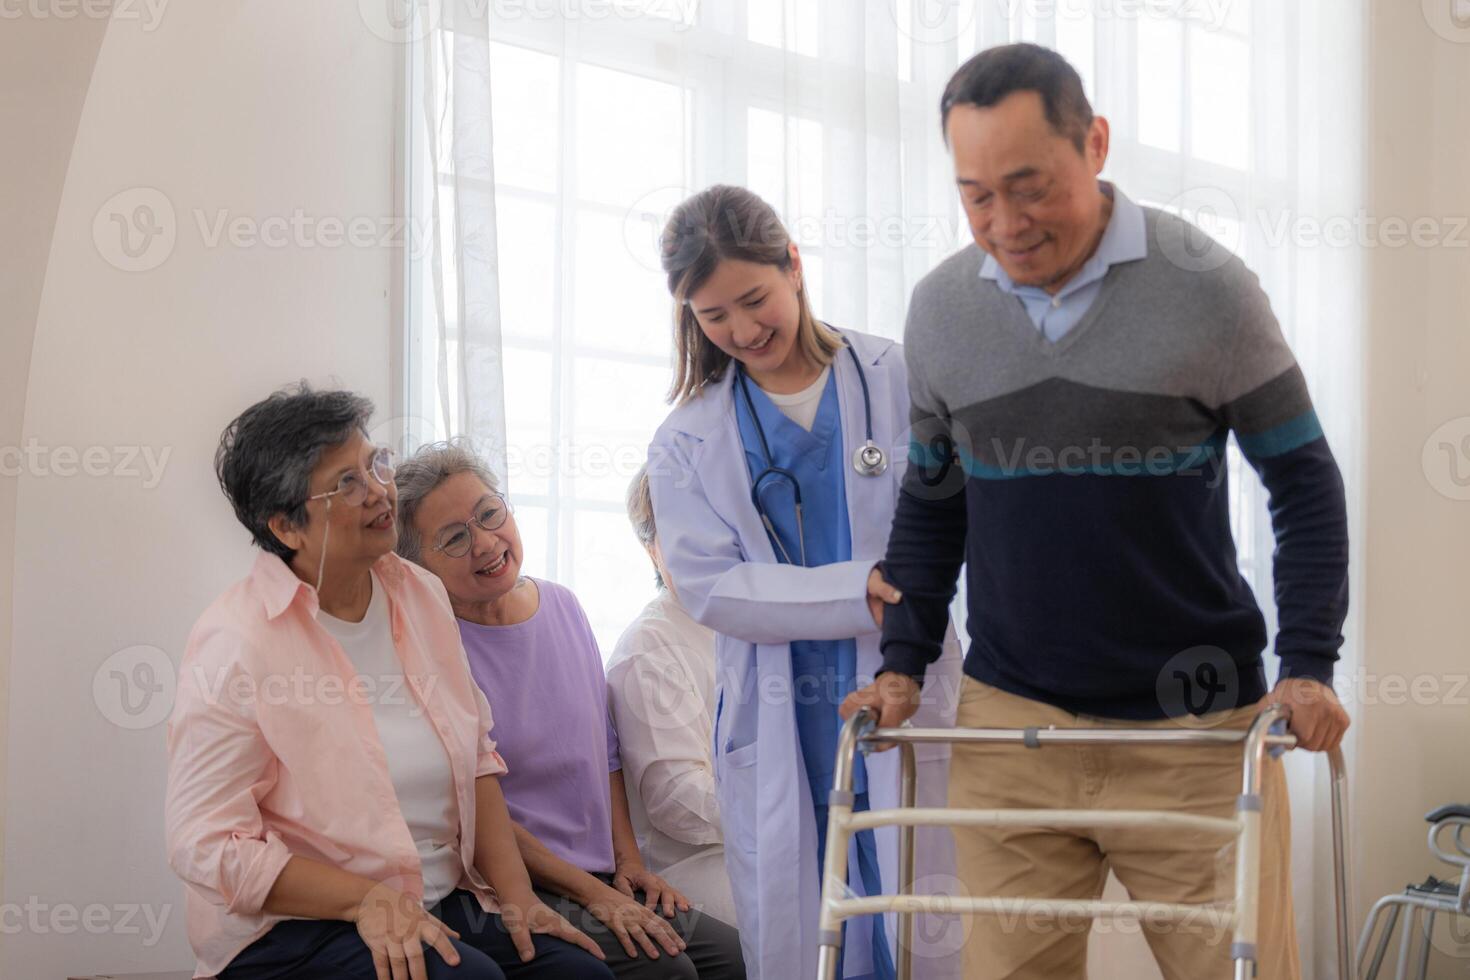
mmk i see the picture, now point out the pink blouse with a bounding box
[165,551,508,977]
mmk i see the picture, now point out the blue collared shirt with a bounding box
[979,181,1148,343]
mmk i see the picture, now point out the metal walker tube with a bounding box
[815,706,1355,980]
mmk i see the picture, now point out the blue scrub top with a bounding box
[733,364,895,980]
[732,368,865,803]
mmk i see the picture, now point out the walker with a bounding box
[816,704,1355,980]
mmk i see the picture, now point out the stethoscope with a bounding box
[735,335,887,567]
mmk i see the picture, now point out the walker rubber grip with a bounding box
[1268,718,1288,759]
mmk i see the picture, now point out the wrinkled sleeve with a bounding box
[647,436,876,644]
[164,628,293,916]
[472,682,510,778]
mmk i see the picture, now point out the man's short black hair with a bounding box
[940,43,1094,154]
[214,382,374,561]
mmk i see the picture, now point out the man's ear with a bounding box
[267,513,306,553]
[1086,115,1110,174]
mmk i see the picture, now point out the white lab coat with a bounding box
[646,328,963,980]
[606,589,739,926]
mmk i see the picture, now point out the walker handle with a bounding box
[1268,717,1288,759]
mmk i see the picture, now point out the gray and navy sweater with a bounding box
[880,206,1349,720]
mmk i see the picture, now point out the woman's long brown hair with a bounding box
[661,185,841,405]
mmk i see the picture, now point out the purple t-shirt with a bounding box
[458,579,622,874]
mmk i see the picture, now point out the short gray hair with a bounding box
[393,439,499,565]
[215,383,374,561]
[626,465,663,589]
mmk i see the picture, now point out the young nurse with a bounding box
[645,186,963,980]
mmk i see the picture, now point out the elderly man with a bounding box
[843,43,1349,980]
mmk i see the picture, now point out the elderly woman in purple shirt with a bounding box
[395,441,745,980]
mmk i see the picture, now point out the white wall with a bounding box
[1356,2,1470,976]
[2,2,401,975]
[0,1,111,942]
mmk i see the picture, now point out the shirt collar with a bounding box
[978,180,1147,292]
[251,548,409,621]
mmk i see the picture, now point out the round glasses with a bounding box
[433,493,511,558]
[308,446,396,508]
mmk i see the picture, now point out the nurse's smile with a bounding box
[687,250,817,394]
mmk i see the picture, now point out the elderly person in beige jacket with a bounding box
[605,467,738,926]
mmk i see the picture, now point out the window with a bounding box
[407,0,1299,653]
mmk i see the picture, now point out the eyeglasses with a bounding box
[308,447,396,507]
[432,493,511,558]
[303,445,396,596]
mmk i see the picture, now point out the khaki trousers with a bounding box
[948,677,1300,980]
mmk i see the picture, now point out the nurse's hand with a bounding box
[840,672,922,752]
[866,565,903,629]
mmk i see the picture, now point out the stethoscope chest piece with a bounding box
[853,441,887,477]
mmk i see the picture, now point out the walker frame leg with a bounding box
[897,742,916,980]
[816,706,1355,980]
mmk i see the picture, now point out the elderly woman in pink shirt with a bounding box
[165,384,612,980]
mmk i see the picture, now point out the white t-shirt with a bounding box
[318,573,462,905]
[761,365,831,432]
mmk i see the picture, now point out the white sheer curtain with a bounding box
[404,0,964,653]
[404,2,1365,976]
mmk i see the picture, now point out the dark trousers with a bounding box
[217,889,612,980]
[531,873,745,980]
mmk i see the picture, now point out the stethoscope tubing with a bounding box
[735,330,885,566]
